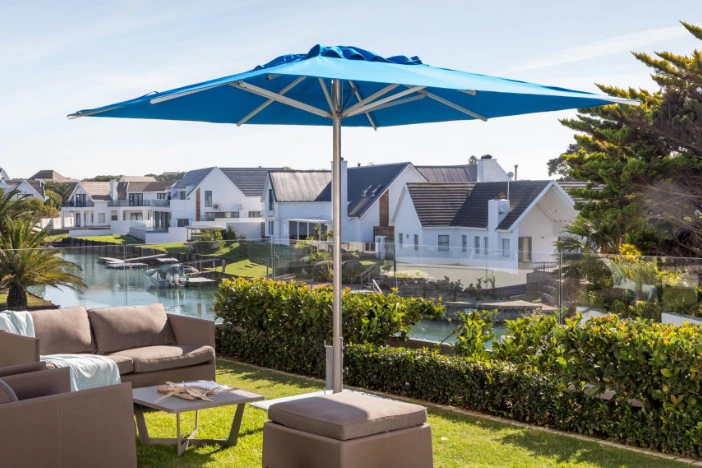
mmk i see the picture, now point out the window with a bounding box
[268,189,274,211]
[502,238,511,257]
[248,211,262,218]
[269,221,275,236]
[398,233,403,249]
[157,193,167,200]
[474,236,480,253]
[129,193,143,206]
[438,235,449,252]
[414,234,419,251]
[204,191,212,207]
[462,235,467,253]
[177,219,189,227]
[484,237,489,255]
[179,190,186,200]
[111,215,118,221]
[204,212,239,221]
[98,213,105,224]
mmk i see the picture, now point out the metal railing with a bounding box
[62,200,95,207]
[107,200,169,207]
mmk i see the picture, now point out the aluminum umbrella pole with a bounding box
[331,79,343,393]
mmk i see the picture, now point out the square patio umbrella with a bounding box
[68,44,638,393]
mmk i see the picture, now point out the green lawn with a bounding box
[220,259,270,277]
[76,234,142,244]
[44,229,69,244]
[0,291,52,309]
[137,243,190,254]
[136,360,689,468]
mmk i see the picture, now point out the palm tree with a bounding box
[0,219,86,309]
[0,188,32,235]
[555,216,624,254]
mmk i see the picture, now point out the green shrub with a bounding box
[492,313,563,371]
[452,310,495,358]
[214,277,444,375]
[191,229,225,254]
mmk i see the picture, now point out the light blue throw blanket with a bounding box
[0,310,120,391]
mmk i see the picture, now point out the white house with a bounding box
[0,168,10,181]
[391,180,576,270]
[262,161,427,245]
[415,154,509,184]
[61,179,173,232]
[0,179,46,201]
[148,167,280,241]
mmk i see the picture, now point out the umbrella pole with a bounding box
[332,79,343,393]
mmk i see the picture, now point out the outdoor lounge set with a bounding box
[0,303,433,467]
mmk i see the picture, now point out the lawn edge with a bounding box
[217,357,702,466]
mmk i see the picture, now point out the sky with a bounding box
[1,0,700,181]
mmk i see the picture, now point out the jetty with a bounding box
[97,253,167,265]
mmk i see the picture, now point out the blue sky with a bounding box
[1,0,699,180]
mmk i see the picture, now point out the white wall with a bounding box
[515,201,561,262]
[144,227,188,244]
[69,228,112,237]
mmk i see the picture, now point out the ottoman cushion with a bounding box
[268,392,427,441]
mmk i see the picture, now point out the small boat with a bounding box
[145,264,198,288]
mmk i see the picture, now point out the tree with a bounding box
[43,181,73,202]
[0,219,86,309]
[0,188,32,236]
[44,189,63,211]
[546,144,578,180]
[83,175,121,182]
[468,155,478,165]
[558,21,702,255]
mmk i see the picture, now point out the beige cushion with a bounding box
[0,378,18,404]
[88,304,175,354]
[268,392,427,441]
[31,306,96,355]
[110,345,214,374]
[105,355,134,375]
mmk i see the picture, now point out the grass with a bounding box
[0,291,53,309]
[44,229,69,244]
[136,359,690,468]
[75,234,142,244]
[220,260,270,277]
[136,243,190,254]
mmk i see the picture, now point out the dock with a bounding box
[98,253,167,266]
[186,277,217,287]
[106,262,149,270]
[156,257,179,264]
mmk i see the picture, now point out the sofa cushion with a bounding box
[0,378,18,404]
[105,354,134,375]
[31,306,96,355]
[88,304,176,354]
[268,392,427,441]
[110,345,214,374]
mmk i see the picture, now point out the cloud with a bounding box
[506,22,698,73]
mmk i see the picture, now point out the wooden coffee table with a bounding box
[133,381,265,456]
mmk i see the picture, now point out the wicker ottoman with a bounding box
[262,392,433,468]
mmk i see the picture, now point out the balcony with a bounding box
[107,200,170,207]
[62,200,95,208]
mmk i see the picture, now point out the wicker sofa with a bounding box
[0,303,216,388]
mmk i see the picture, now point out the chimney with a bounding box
[488,198,510,231]
[330,159,349,237]
[477,154,505,182]
[514,165,518,181]
[109,179,118,200]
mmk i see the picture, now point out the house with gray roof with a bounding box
[0,179,46,201]
[262,161,426,244]
[28,169,77,183]
[61,178,173,232]
[416,155,509,184]
[391,180,576,269]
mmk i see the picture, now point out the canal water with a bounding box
[31,252,506,344]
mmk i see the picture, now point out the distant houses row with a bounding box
[1,156,578,268]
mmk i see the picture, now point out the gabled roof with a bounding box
[269,171,331,202]
[122,175,157,182]
[29,170,75,182]
[416,164,477,183]
[174,167,280,197]
[4,180,45,199]
[406,180,552,230]
[406,183,475,226]
[77,181,126,200]
[127,181,174,192]
[221,168,283,197]
[269,162,413,217]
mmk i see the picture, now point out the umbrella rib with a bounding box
[318,78,334,112]
[342,84,399,116]
[415,88,487,121]
[237,76,307,126]
[231,79,331,120]
[348,81,377,131]
[345,86,425,118]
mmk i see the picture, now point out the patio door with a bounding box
[75,213,81,227]
[518,236,532,262]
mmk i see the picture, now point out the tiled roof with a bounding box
[406,180,552,230]
[173,167,215,190]
[269,171,331,202]
[406,183,475,226]
[269,163,412,217]
[221,168,283,197]
[416,165,477,183]
[122,176,157,182]
[127,181,174,192]
[29,170,75,182]
[79,181,112,200]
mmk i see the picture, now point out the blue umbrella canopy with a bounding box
[68,45,638,394]
[68,44,637,126]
